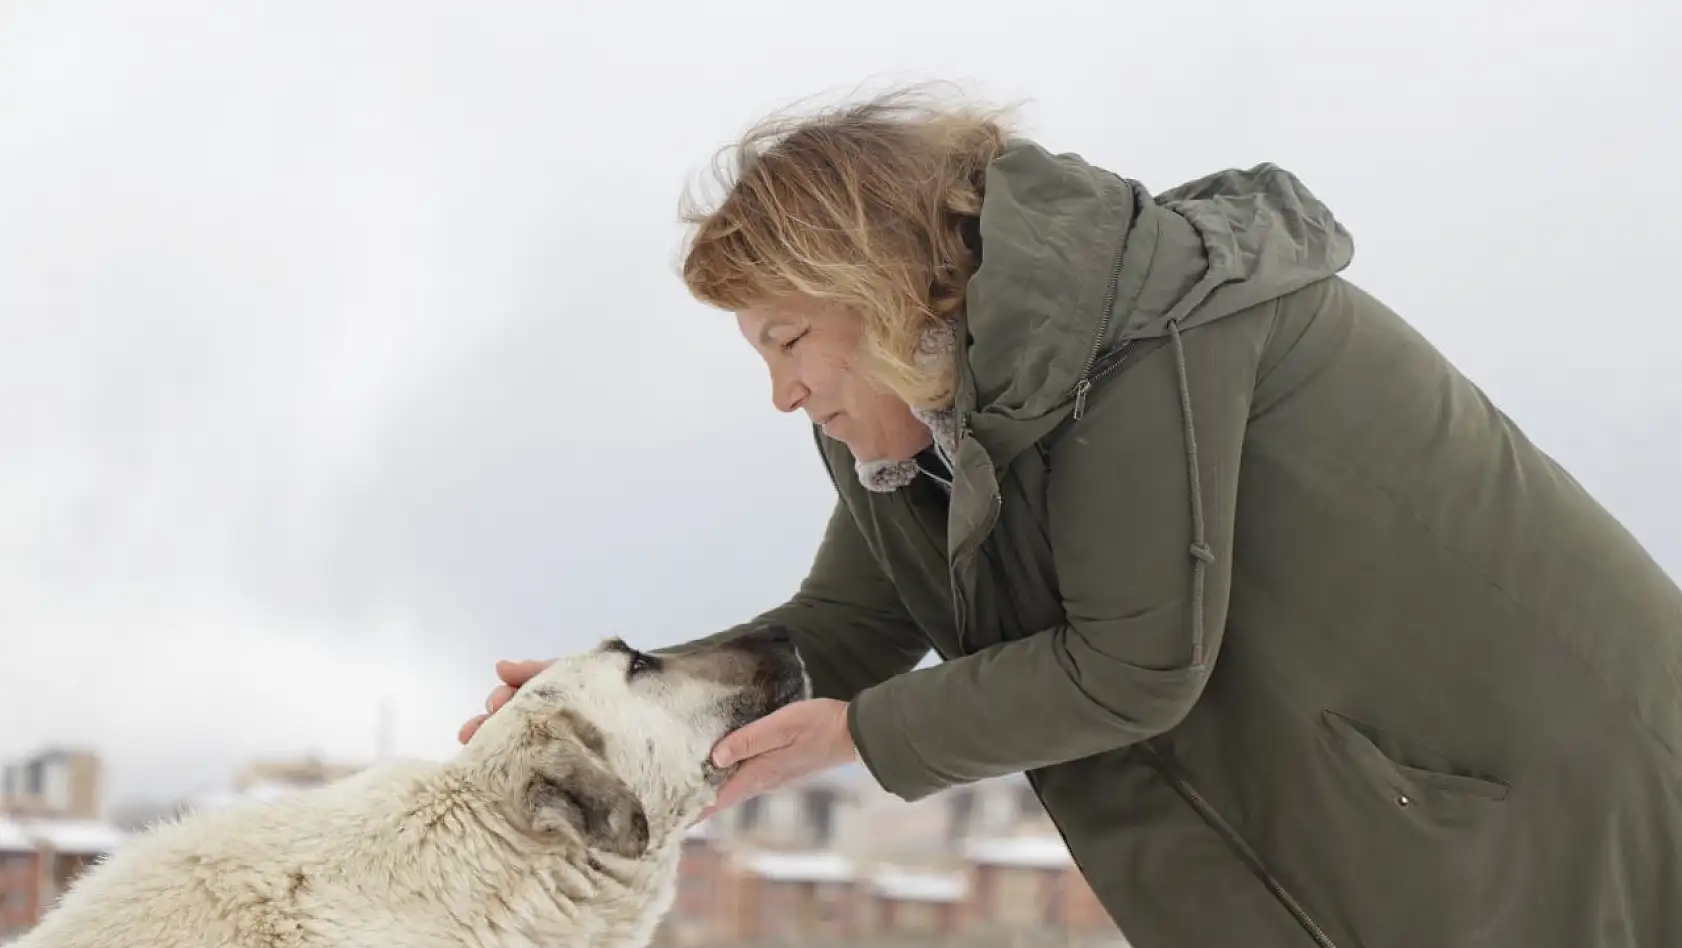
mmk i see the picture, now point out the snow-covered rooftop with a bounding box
[0,817,126,855]
[870,865,968,902]
[0,818,32,853]
[963,835,1072,869]
[30,820,125,855]
[740,849,855,883]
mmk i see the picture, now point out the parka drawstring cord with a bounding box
[1168,318,1215,668]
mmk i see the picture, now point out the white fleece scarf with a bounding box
[850,321,960,493]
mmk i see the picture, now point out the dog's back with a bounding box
[15,628,809,948]
[15,760,533,948]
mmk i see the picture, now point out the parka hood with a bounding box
[852,140,1354,491]
[961,141,1355,464]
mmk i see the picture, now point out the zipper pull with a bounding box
[1072,379,1092,420]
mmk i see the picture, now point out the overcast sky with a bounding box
[1,0,1677,810]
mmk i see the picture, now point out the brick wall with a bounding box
[0,829,121,941]
[655,836,1121,948]
[870,895,962,936]
[738,877,853,943]
[1057,869,1117,933]
[0,850,41,942]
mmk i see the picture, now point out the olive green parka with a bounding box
[705,141,1682,947]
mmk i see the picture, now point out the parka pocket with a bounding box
[1319,709,1510,811]
[1313,709,1525,939]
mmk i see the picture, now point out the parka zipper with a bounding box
[947,416,1003,565]
[1072,337,1145,420]
[947,333,1140,646]
[946,415,1002,655]
[1141,743,1340,948]
[1070,235,1130,420]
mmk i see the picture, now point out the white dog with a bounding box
[16,624,810,948]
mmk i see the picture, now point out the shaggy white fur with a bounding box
[16,630,809,948]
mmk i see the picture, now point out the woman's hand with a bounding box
[460,663,858,823]
[457,658,553,744]
[698,698,858,823]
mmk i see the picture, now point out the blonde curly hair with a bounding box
[678,85,1016,410]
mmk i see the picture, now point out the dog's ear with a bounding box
[520,713,649,859]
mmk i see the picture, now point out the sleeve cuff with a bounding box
[846,682,944,802]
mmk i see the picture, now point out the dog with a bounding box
[16,623,810,948]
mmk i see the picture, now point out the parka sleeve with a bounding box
[846,304,1274,802]
[677,494,931,703]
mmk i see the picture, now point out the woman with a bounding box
[458,90,1682,947]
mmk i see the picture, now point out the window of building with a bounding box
[737,795,764,831]
[24,760,45,796]
[947,786,976,843]
[1016,782,1042,818]
[802,788,837,846]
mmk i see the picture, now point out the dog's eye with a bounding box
[606,637,661,680]
[625,651,657,679]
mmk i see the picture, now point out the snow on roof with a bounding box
[0,819,31,853]
[963,835,1072,869]
[0,818,126,855]
[740,849,855,883]
[869,865,968,903]
[29,820,125,855]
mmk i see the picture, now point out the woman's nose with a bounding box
[771,375,808,414]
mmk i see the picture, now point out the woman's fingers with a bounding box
[458,658,556,745]
[710,755,784,812]
[496,658,553,687]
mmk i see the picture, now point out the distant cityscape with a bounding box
[0,746,1130,947]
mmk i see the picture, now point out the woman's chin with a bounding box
[843,439,900,464]
[827,424,926,464]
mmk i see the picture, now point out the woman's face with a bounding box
[736,297,932,463]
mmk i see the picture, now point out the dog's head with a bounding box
[462,623,809,858]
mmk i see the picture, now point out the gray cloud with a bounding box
[2,0,1676,808]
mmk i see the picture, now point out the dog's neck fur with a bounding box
[433,758,707,948]
[852,319,960,493]
[268,758,700,948]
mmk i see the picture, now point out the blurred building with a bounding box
[655,766,1129,947]
[0,749,102,822]
[0,749,125,944]
[1,750,374,942]
[175,753,368,815]
[230,755,365,793]
[0,817,127,942]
